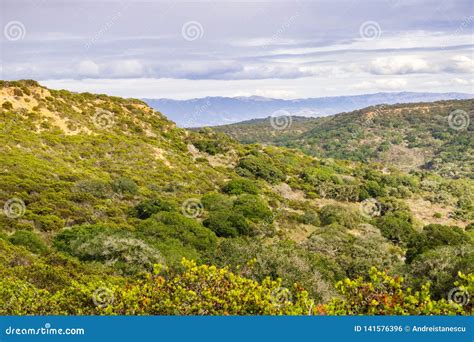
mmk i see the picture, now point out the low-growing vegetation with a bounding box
[0,81,472,315]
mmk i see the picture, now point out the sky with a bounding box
[1,0,473,99]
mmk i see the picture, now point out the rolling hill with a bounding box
[0,80,472,315]
[212,99,474,179]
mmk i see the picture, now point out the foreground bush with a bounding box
[324,267,469,315]
[1,257,471,316]
[1,259,313,315]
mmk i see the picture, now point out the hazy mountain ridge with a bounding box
[144,92,474,127]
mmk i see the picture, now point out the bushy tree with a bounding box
[54,225,164,274]
[130,198,177,219]
[305,225,402,279]
[406,224,471,262]
[233,194,273,222]
[319,204,361,228]
[408,245,473,299]
[375,211,415,245]
[139,212,217,252]
[222,178,259,195]
[236,155,285,184]
[203,211,252,237]
[201,193,233,211]
[111,177,138,196]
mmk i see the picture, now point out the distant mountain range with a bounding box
[143,92,474,127]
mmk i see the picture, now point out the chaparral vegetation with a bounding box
[0,81,472,315]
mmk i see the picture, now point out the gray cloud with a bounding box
[1,0,473,97]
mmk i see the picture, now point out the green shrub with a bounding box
[201,193,232,211]
[362,180,386,197]
[54,224,163,274]
[140,212,217,252]
[222,178,259,195]
[130,199,176,219]
[319,204,361,228]
[203,211,252,237]
[111,177,138,196]
[74,179,111,199]
[325,267,465,315]
[406,224,471,262]
[375,211,415,245]
[9,230,48,254]
[236,155,285,184]
[296,211,320,226]
[305,225,403,279]
[233,194,273,222]
[193,139,228,155]
[408,245,474,299]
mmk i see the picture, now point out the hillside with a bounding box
[144,92,474,127]
[0,81,472,315]
[213,99,474,179]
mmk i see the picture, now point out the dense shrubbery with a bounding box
[54,225,164,274]
[406,224,471,262]
[130,198,177,219]
[1,81,472,316]
[375,211,415,246]
[236,154,285,183]
[0,258,314,315]
[202,193,272,237]
[325,267,468,315]
[8,230,48,255]
[222,178,259,195]
[319,204,362,228]
[305,224,403,279]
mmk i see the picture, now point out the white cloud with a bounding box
[444,55,474,73]
[226,65,320,80]
[107,60,145,78]
[77,60,100,77]
[352,78,408,90]
[367,56,433,75]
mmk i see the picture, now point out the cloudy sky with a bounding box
[1,0,473,99]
